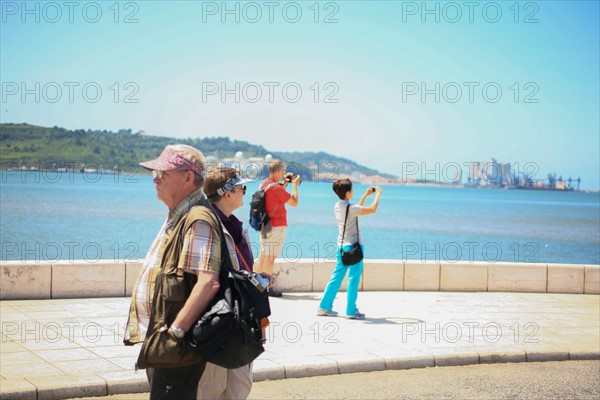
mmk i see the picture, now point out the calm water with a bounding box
[1,171,599,264]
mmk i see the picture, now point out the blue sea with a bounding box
[1,171,599,265]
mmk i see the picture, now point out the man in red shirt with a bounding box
[255,159,300,297]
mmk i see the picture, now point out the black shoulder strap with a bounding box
[341,204,359,245]
[203,203,234,283]
[341,204,350,243]
[216,229,232,282]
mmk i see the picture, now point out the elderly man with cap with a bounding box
[124,144,225,400]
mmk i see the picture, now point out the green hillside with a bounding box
[0,123,394,181]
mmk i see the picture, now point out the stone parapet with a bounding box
[1,260,598,300]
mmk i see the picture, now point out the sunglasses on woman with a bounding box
[233,185,247,194]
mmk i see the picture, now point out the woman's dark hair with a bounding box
[332,178,352,200]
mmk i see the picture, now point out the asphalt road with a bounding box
[76,360,600,400]
[250,360,600,399]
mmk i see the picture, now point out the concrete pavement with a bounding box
[1,291,599,399]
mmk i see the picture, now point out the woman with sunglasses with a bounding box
[198,167,273,400]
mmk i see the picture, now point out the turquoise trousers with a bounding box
[319,245,364,317]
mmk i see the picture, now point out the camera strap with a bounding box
[234,244,252,272]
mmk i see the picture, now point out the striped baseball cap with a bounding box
[139,145,204,176]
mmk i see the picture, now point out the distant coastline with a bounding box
[0,123,391,183]
[0,123,591,191]
[3,168,598,194]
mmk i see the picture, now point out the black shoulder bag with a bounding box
[340,204,364,266]
[189,222,271,369]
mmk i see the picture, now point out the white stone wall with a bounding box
[1,259,598,300]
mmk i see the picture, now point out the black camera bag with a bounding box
[189,223,271,369]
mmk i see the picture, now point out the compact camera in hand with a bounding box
[247,272,269,293]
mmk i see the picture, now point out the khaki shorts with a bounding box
[260,226,287,258]
[197,363,252,400]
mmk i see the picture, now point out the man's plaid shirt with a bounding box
[124,188,221,344]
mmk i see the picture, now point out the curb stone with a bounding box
[478,350,526,364]
[526,350,570,362]
[2,351,600,399]
[569,350,600,361]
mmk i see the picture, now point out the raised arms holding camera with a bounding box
[282,172,301,207]
[358,186,383,216]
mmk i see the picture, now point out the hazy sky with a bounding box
[1,0,599,188]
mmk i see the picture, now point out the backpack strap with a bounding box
[263,182,280,219]
[261,182,276,191]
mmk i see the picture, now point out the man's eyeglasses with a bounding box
[152,169,190,179]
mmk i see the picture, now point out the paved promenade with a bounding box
[1,291,599,400]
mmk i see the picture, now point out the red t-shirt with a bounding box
[261,178,291,227]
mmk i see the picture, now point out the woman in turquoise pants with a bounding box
[318,179,382,320]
